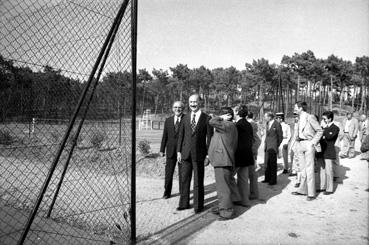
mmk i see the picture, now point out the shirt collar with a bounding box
[191,110,201,117]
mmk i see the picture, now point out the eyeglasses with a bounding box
[173,107,182,109]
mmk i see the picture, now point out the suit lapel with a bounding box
[169,116,175,134]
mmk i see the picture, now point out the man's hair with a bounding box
[220,107,234,121]
[295,101,307,111]
[247,112,254,119]
[265,112,275,119]
[189,93,202,101]
[323,111,334,121]
[172,101,183,107]
[237,105,248,118]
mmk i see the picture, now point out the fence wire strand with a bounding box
[0,0,134,244]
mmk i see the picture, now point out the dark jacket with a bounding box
[264,120,283,153]
[361,134,369,153]
[320,123,340,160]
[208,117,238,167]
[235,119,255,167]
[177,112,213,162]
[160,115,184,159]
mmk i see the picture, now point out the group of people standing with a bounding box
[159,94,368,220]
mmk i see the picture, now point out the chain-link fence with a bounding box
[0,0,136,244]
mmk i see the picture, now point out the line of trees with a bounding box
[1,50,369,122]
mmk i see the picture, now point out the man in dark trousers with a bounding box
[262,112,283,185]
[176,94,213,213]
[160,101,184,199]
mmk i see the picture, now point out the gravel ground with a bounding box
[138,140,368,245]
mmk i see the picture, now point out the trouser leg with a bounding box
[214,167,234,218]
[268,149,277,184]
[304,142,316,197]
[264,151,270,182]
[348,140,356,158]
[178,160,192,208]
[248,165,259,199]
[282,144,289,170]
[325,159,334,192]
[319,158,326,190]
[164,158,176,196]
[297,142,308,194]
[193,160,204,210]
[230,169,241,202]
[237,167,250,205]
[341,134,350,157]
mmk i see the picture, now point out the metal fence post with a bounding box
[131,0,138,243]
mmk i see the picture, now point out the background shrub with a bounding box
[137,139,151,156]
[90,131,105,149]
[0,129,14,145]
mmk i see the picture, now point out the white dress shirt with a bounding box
[174,115,182,124]
[281,121,291,143]
[191,110,202,125]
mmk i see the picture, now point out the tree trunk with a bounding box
[296,75,300,101]
[360,78,365,113]
[351,85,356,110]
[339,82,344,110]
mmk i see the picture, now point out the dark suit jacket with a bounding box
[264,120,283,153]
[235,119,254,167]
[177,112,213,162]
[160,115,184,159]
[320,123,340,160]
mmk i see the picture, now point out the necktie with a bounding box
[266,122,269,131]
[191,114,196,133]
[175,117,180,133]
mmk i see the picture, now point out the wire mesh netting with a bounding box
[0,0,135,244]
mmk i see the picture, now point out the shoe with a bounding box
[294,183,300,188]
[249,196,258,200]
[194,208,204,214]
[211,207,220,215]
[162,195,170,199]
[261,180,269,183]
[268,182,277,186]
[323,191,333,195]
[316,189,326,193]
[289,173,297,177]
[306,196,316,201]
[282,169,289,174]
[176,206,189,211]
[291,191,305,196]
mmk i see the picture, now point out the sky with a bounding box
[137,0,369,70]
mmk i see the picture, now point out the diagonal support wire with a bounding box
[45,0,129,219]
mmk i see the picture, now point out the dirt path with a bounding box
[138,151,368,245]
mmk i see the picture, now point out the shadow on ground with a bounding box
[139,166,291,245]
